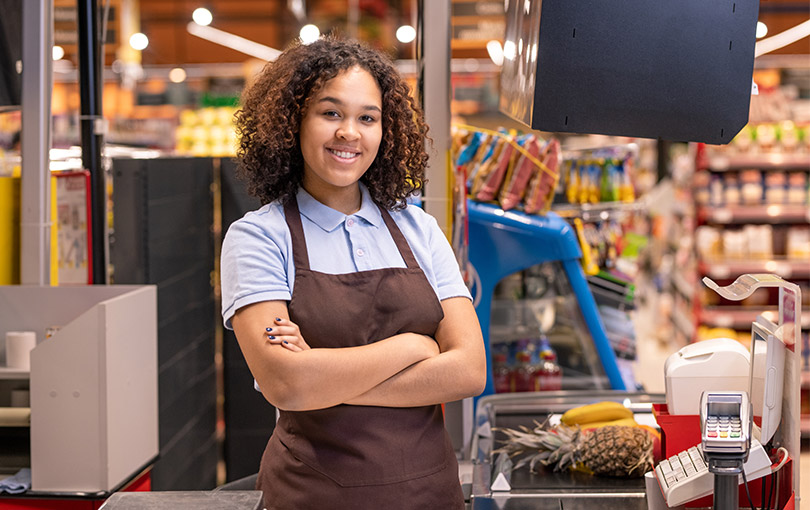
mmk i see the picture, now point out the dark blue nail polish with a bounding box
[266,327,273,332]
[275,317,282,322]
[269,336,275,339]
[283,340,289,344]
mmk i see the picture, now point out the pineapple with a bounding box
[494,421,654,478]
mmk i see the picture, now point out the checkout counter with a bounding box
[468,274,802,510]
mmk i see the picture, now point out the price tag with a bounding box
[712,208,733,223]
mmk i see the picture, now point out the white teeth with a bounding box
[329,149,358,159]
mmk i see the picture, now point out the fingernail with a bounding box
[269,336,275,339]
[275,317,282,322]
[283,340,289,345]
[266,327,273,332]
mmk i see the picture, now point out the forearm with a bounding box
[345,348,482,407]
[268,334,434,410]
[232,301,438,412]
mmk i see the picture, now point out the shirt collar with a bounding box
[296,183,383,232]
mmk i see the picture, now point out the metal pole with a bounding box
[77,0,106,284]
[712,473,739,510]
[20,0,53,286]
[415,0,451,236]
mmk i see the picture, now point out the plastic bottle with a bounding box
[536,346,562,391]
[513,351,536,392]
[492,353,512,394]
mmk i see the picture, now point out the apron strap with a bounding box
[283,196,311,271]
[377,205,419,270]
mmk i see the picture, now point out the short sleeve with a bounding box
[220,213,292,329]
[424,215,472,302]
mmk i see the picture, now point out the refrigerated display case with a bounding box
[467,200,630,397]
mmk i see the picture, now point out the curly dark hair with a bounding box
[234,36,430,210]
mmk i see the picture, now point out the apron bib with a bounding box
[256,196,464,510]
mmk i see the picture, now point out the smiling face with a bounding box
[299,66,383,213]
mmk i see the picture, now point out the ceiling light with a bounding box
[129,33,149,51]
[192,7,213,26]
[300,24,320,44]
[756,21,768,39]
[169,67,187,83]
[52,45,65,60]
[396,25,416,43]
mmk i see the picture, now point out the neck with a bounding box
[303,184,362,215]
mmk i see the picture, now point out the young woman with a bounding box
[221,36,486,509]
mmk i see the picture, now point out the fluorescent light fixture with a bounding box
[300,24,320,44]
[396,25,416,43]
[129,32,149,51]
[187,22,282,61]
[756,19,810,57]
[192,7,213,26]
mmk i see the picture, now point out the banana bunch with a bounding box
[560,401,636,429]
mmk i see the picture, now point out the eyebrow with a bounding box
[317,96,381,113]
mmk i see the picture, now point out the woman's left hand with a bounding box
[265,317,311,352]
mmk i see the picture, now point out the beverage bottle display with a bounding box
[492,352,512,393]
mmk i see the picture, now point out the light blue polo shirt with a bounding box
[221,184,471,329]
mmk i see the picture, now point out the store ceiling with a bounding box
[54,0,809,67]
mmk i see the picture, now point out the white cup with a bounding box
[5,331,37,370]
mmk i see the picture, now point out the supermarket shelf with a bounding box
[672,308,695,339]
[0,367,30,380]
[671,270,695,300]
[699,258,810,280]
[707,153,810,171]
[698,204,810,224]
[551,201,646,221]
[802,371,810,387]
[701,306,810,329]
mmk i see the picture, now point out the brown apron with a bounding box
[255,196,464,510]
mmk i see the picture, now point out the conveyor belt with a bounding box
[470,390,665,510]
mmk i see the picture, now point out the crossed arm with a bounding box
[231,296,486,411]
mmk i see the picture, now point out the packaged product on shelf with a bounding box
[744,224,773,259]
[536,342,563,391]
[469,137,505,196]
[492,352,512,393]
[764,171,787,204]
[693,171,711,205]
[740,169,764,205]
[476,140,516,201]
[786,227,810,259]
[695,226,722,259]
[755,123,778,150]
[723,173,741,205]
[499,135,541,210]
[787,172,807,205]
[778,121,800,152]
[722,229,748,259]
[524,138,561,214]
[709,173,724,206]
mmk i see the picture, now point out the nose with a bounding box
[335,119,359,141]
